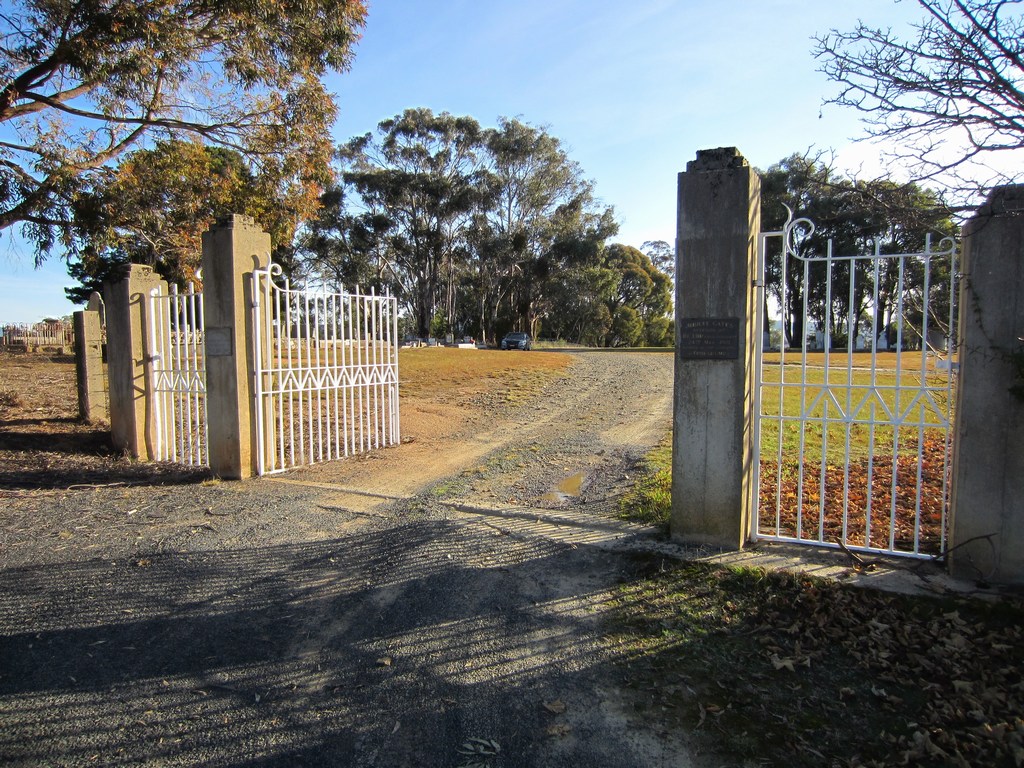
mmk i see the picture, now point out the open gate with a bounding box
[146,283,208,466]
[252,264,400,476]
[753,213,958,558]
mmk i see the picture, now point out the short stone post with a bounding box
[671,148,761,549]
[104,264,167,459]
[949,185,1024,585]
[201,214,271,479]
[73,297,107,423]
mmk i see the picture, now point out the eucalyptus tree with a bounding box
[338,108,486,338]
[472,117,617,340]
[0,0,366,260]
[599,243,673,346]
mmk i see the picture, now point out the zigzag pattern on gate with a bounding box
[252,263,401,476]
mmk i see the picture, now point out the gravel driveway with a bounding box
[0,351,706,767]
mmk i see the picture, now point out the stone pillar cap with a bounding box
[687,147,748,172]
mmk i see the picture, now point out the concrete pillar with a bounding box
[104,264,167,459]
[949,185,1024,585]
[73,309,107,423]
[201,214,271,479]
[671,148,761,549]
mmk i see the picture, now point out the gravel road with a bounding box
[0,350,711,767]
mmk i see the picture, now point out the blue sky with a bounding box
[1,0,923,322]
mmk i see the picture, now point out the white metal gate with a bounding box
[146,284,208,466]
[252,264,400,476]
[753,213,958,558]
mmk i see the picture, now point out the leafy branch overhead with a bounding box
[0,0,367,257]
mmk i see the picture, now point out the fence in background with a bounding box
[2,320,75,349]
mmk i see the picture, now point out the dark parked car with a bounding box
[500,332,532,351]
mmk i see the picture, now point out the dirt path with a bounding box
[0,350,715,768]
[285,350,674,513]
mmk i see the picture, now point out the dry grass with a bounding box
[398,347,570,398]
[0,348,573,492]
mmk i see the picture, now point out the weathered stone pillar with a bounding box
[671,148,760,549]
[74,305,107,423]
[104,264,167,459]
[201,214,271,479]
[949,185,1024,585]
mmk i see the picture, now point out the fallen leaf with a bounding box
[545,724,571,738]
[543,699,567,714]
[771,654,796,672]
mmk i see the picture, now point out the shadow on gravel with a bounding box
[0,519,661,767]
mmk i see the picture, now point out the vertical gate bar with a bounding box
[364,293,372,449]
[357,289,366,452]
[171,285,184,463]
[865,245,883,547]
[841,255,857,548]
[342,288,350,456]
[384,294,393,444]
[172,287,183,463]
[285,284,295,469]
[391,293,400,444]
[819,242,834,543]
[337,290,346,457]
[913,245,934,554]
[183,286,194,464]
[347,292,356,457]
[326,291,336,461]
[147,288,164,461]
[775,234,788,536]
[371,289,381,449]
[889,255,907,551]
[301,288,310,465]
[312,291,322,463]
[277,282,286,471]
[796,255,811,542]
[336,290,345,455]
[940,243,957,552]
[195,284,208,466]
[751,232,768,540]
[317,292,326,462]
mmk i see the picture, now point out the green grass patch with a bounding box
[758,360,953,464]
[619,433,672,528]
[611,559,1024,767]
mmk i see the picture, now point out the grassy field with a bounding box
[619,350,954,554]
[397,346,570,400]
[756,353,953,554]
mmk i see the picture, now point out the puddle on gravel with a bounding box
[541,471,586,503]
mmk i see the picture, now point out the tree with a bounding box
[338,108,485,339]
[0,0,366,259]
[296,184,394,293]
[64,139,309,302]
[600,243,673,346]
[760,154,956,349]
[814,0,1024,192]
[641,240,675,281]
[471,117,617,341]
[307,113,619,343]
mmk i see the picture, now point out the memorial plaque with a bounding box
[678,317,740,360]
[205,327,233,357]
